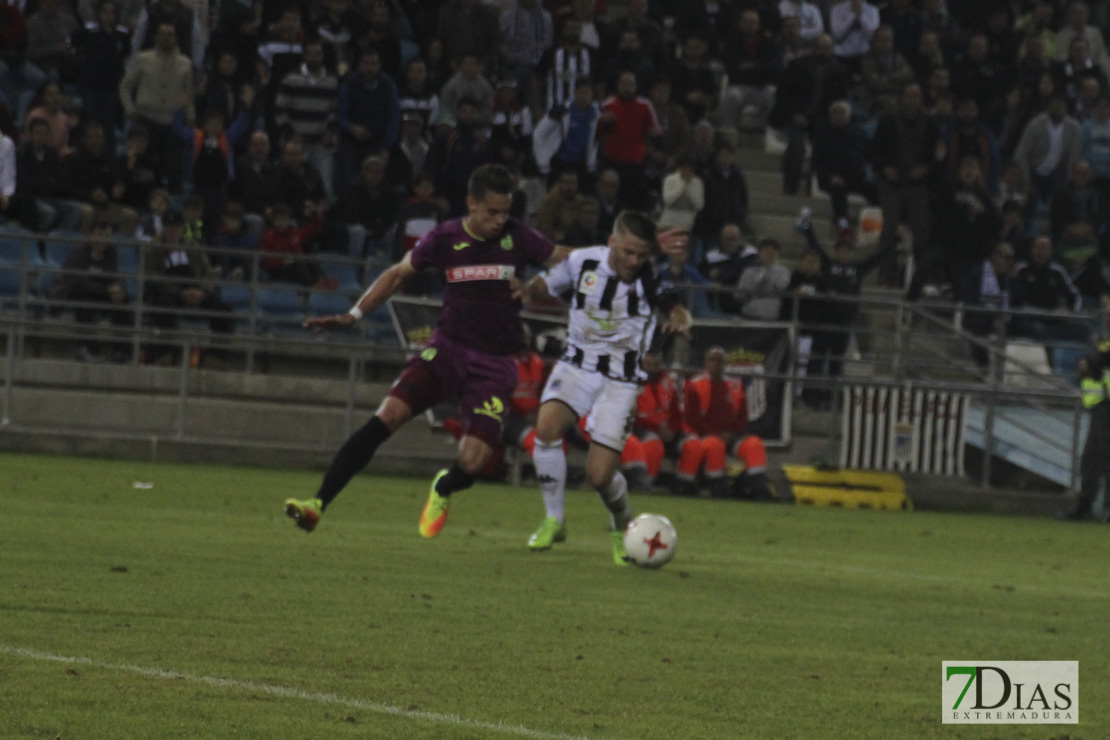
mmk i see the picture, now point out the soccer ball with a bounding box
[623,513,677,569]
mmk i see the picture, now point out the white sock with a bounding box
[599,471,634,531]
[532,439,566,524]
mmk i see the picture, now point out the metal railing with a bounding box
[0,226,1096,489]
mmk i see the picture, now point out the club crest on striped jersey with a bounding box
[580,271,599,293]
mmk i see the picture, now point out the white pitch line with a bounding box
[0,645,593,740]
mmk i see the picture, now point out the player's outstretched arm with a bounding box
[304,252,417,331]
[543,245,573,268]
[514,275,552,304]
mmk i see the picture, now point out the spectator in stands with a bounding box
[1016,35,1054,98]
[353,1,403,84]
[532,76,599,181]
[213,201,258,280]
[198,50,252,134]
[659,239,713,318]
[1070,76,1103,123]
[65,121,136,234]
[533,16,595,121]
[256,5,304,112]
[1056,37,1109,111]
[770,33,849,196]
[738,238,791,320]
[426,97,490,216]
[1051,159,1104,269]
[329,154,399,258]
[878,0,921,61]
[15,118,87,232]
[682,346,772,499]
[48,220,132,363]
[564,0,603,52]
[533,168,585,242]
[119,21,194,193]
[1055,1,1110,79]
[910,30,946,86]
[694,142,750,252]
[658,156,705,236]
[1014,92,1083,215]
[422,37,452,93]
[397,56,439,139]
[674,0,734,58]
[605,0,664,69]
[24,0,79,80]
[135,187,170,242]
[309,1,355,75]
[271,138,328,222]
[858,25,915,118]
[632,350,696,491]
[437,0,500,70]
[388,112,430,189]
[500,0,554,107]
[71,0,131,142]
[810,100,871,239]
[561,195,603,247]
[1082,94,1110,197]
[132,0,205,71]
[944,97,1002,197]
[784,248,830,405]
[393,171,445,262]
[261,202,332,288]
[718,10,783,133]
[0,129,25,227]
[229,130,276,237]
[490,78,535,170]
[645,77,691,188]
[0,1,46,113]
[951,33,1008,131]
[983,4,1019,69]
[670,33,717,126]
[22,81,72,156]
[780,0,825,47]
[957,240,1016,368]
[606,28,655,96]
[797,216,896,397]
[1010,235,1090,351]
[172,88,254,242]
[114,126,166,213]
[598,71,661,211]
[830,0,880,77]
[143,209,233,366]
[592,167,622,237]
[701,222,756,314]
[917,156,1001,298]
[336,47,400,198]
[272,37,339,199]
[872,81,940,287]
[438,52,496,129]
[181,195,204,244]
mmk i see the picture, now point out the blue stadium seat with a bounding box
[307,290,354,317]
[257,285,305,334]
[220,283,253,311]
[320,259,364,292]
[42,229,83,267]
[0,226,37,264]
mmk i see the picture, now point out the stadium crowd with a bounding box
[0,0,1105,369]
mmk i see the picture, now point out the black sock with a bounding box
[316,416,392,508]
[434,462,476,498]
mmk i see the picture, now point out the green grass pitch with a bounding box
[0,453,1106,739]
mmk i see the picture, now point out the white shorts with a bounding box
[541,361,639,451]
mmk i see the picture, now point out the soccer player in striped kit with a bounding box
[520,211,692,564]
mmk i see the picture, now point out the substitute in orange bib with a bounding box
[682,346,771,499]
[635,351,705,494]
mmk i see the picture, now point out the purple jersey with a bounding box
[409,217,555,354]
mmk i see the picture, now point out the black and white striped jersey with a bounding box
[542,246,676,383]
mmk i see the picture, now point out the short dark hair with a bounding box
[613,210,659,252]
[272,203,293,219]
[468,164,515,201]
[758,238,780,250]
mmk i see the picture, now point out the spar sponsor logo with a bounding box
[445,264,515,282]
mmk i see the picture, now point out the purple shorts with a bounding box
[389,335,519,447]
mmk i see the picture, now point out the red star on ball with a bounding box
[644,532,669,558]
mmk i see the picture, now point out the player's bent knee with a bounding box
[375,398,413,431]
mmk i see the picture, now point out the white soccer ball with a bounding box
[623,513,677,569]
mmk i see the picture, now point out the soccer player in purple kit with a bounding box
[284,164,565,537]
